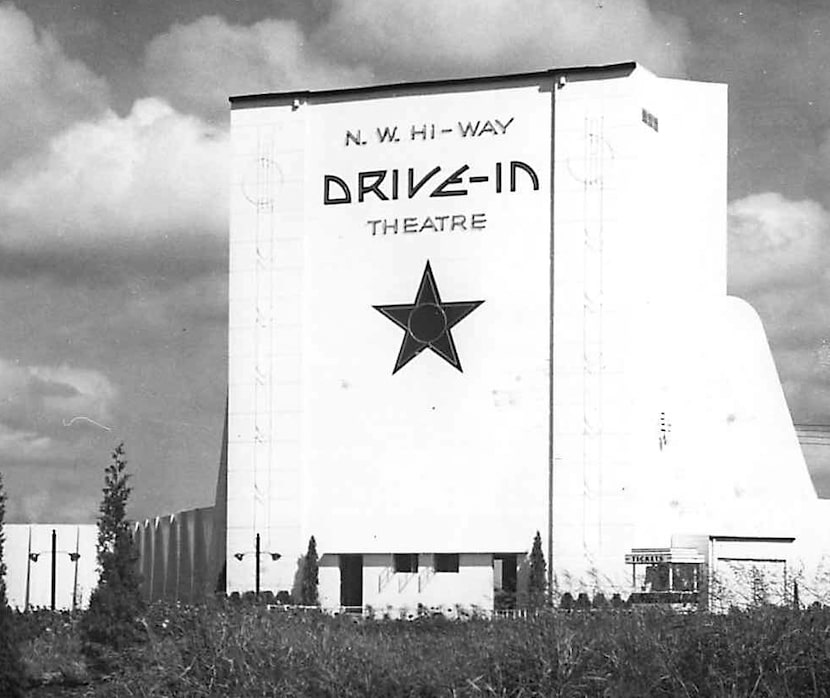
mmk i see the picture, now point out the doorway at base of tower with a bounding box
[339,554,363,610]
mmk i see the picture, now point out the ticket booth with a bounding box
[625,548,705,605]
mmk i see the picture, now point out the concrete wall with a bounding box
[317,552,495,614]
[228,68,559,597]
[133,506,217,602]
[3,509,219,609]
[226,63,829,610]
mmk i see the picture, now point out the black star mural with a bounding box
[374,261,484,374]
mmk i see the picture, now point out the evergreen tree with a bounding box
[528,530,547,609]
[0,472,25,697]
[0,472,7,610]
[300,536,319,606]
[95,443,141,592]
[81,443,145,667]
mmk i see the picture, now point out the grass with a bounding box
[14,601,830,696]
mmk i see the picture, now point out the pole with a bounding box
[24,527,32,612]
[72,527,80,612]
[255,533,261,598]
[50,528,57,611]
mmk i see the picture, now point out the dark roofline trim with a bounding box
[229,61,638,107]
[708,535,796,543]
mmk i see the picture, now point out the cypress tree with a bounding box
[94,443,141,592]
[81,443,145,667]
[0,472,24,696]
[300,536,319,606]
[0,473,8,610]
[528,530,547,609]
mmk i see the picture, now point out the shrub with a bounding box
[300,536,319,606]
[494,589,517,610]
[0,472,25,697]
[592,592,609,610]
[575,592,591,611]
[527,530,547,608]
[80,443,145,670]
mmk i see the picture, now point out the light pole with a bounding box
[27,528,82,611]
[233,533,281,598]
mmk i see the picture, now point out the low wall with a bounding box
[133,506,221,602]
[4,524,97,611]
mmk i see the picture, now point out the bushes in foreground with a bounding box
[15,601,830,696]
[0,472,25,697]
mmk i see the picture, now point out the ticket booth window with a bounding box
[625,548,704,602]
[671,563,698,592]
[643,563,699,592]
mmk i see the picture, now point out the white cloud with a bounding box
[0,3,108,162]
[0,357,117,460]
[313,0,689,80]
[29,365,118,423]
[143,15,373,119]
[0,98,228,248]
[0,423,54,461]
[728,192,829,292]
[140,1,688,122]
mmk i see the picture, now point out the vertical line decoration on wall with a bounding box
[253,130,277,548]
[581,115,606,577]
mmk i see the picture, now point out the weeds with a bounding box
[14,601,830,696]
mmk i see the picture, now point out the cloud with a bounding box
[728,192,829,292]
[0,3,108,163]
[28,365,117,423]
[141,1,688,122]
[727,192,830,430]
[6,486,99,524]
[0,98,228,250]
[0,357,117,461]
[0,422,54,461]
[0,236,226,288]
[143,15,373,119]
[119,272,228,331]
[313,0,690,81]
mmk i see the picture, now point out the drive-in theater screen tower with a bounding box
[227,62,829,612]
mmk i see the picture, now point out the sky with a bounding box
[3,0,830,523]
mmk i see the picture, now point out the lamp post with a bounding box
[233,533,281,598]
[27,528,82,611]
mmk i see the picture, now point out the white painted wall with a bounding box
[317,553,494,614]
[228,73,556,596]
[550,67,740,593]
[227,64,828,609]
[4,524,97,611]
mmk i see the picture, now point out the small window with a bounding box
[641,107,659,132]
[435,553,459,573]
[393,553,418,573]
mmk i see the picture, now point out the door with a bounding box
[711,558,787,611]
[339,554,363,609]
[494,554,518,609]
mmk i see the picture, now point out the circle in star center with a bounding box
[408,303,448,343]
